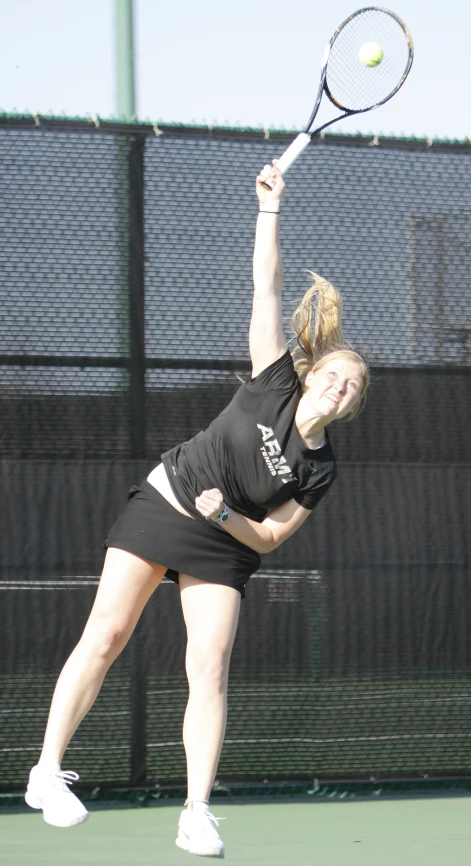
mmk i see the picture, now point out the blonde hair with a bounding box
[290,272,369,419]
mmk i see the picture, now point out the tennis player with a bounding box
[26,162,369,858]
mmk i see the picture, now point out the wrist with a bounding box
[212,503,230,523]
[259,203,281,214]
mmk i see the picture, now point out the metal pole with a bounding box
[128,135,147,460]
[115,0,136,119]
[115,3,146,783]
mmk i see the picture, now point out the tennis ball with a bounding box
[359,42,384,67]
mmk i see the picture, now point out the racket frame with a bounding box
[305,6,414,137]
[263,7,414,185]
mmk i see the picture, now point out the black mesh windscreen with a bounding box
[144,135,471,366]
[0,121,470,792]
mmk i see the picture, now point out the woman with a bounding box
[25,163,369,858]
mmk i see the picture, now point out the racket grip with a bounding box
[261,133,311,189]
[277,133,312,174]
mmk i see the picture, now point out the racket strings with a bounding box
[326,9,412,112]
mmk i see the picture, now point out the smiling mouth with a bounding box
[325,394,339,405]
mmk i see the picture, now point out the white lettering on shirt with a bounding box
[257,424,296,484]
[257,424,274,443]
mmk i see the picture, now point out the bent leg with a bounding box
[179,575,241,803]
[39,548,166,768]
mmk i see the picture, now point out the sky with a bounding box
[1,0,470,141]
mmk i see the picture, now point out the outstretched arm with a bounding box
[250,164,288,378]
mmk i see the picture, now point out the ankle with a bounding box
[37,758,61,774]
[185,799,209,813]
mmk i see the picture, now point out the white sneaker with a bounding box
[25,765,89,827]
[176,804,226,858]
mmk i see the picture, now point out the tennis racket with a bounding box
[263,7,413,188]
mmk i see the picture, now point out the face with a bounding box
[304,355,364,421]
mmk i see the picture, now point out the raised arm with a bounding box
[250,164,288,378]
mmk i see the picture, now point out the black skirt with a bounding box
[105,478,261,598]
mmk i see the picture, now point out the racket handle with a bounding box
[261,133,312,190]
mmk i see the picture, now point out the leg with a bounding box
[179,575,241,803]
[39,548,166,767]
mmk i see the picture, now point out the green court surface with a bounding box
[1,796,471,866]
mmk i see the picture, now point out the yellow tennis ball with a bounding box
[359,41,384,67]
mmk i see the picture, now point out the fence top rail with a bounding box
[0,355,470,374]
[1,112,471,152]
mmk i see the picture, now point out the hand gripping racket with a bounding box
[263,7,413,188]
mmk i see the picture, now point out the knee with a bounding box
[186,645,228,694]
[80,615,129,662]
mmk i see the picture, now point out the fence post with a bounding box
[128,134,146,459]
[128,132,147,785]
[130,617,148,786]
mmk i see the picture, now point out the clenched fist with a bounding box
[195,488,225,520]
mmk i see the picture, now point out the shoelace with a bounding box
[49,770,80,792]
[200,809,226,835]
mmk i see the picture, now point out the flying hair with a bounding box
[290,272,369,418]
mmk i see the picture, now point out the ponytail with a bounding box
[291,272,369,415]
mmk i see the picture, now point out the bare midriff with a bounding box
[147,463,194,520]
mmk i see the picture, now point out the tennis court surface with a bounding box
[2,796,471,865]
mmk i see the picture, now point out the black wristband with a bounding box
[259,210,280,214]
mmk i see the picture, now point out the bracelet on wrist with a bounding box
[212,503,230,523]
[259,209,280,215]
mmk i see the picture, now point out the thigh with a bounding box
[179,574,241,659]
[84,547,166,638]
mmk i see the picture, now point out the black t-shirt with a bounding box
[162,350,337,523]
